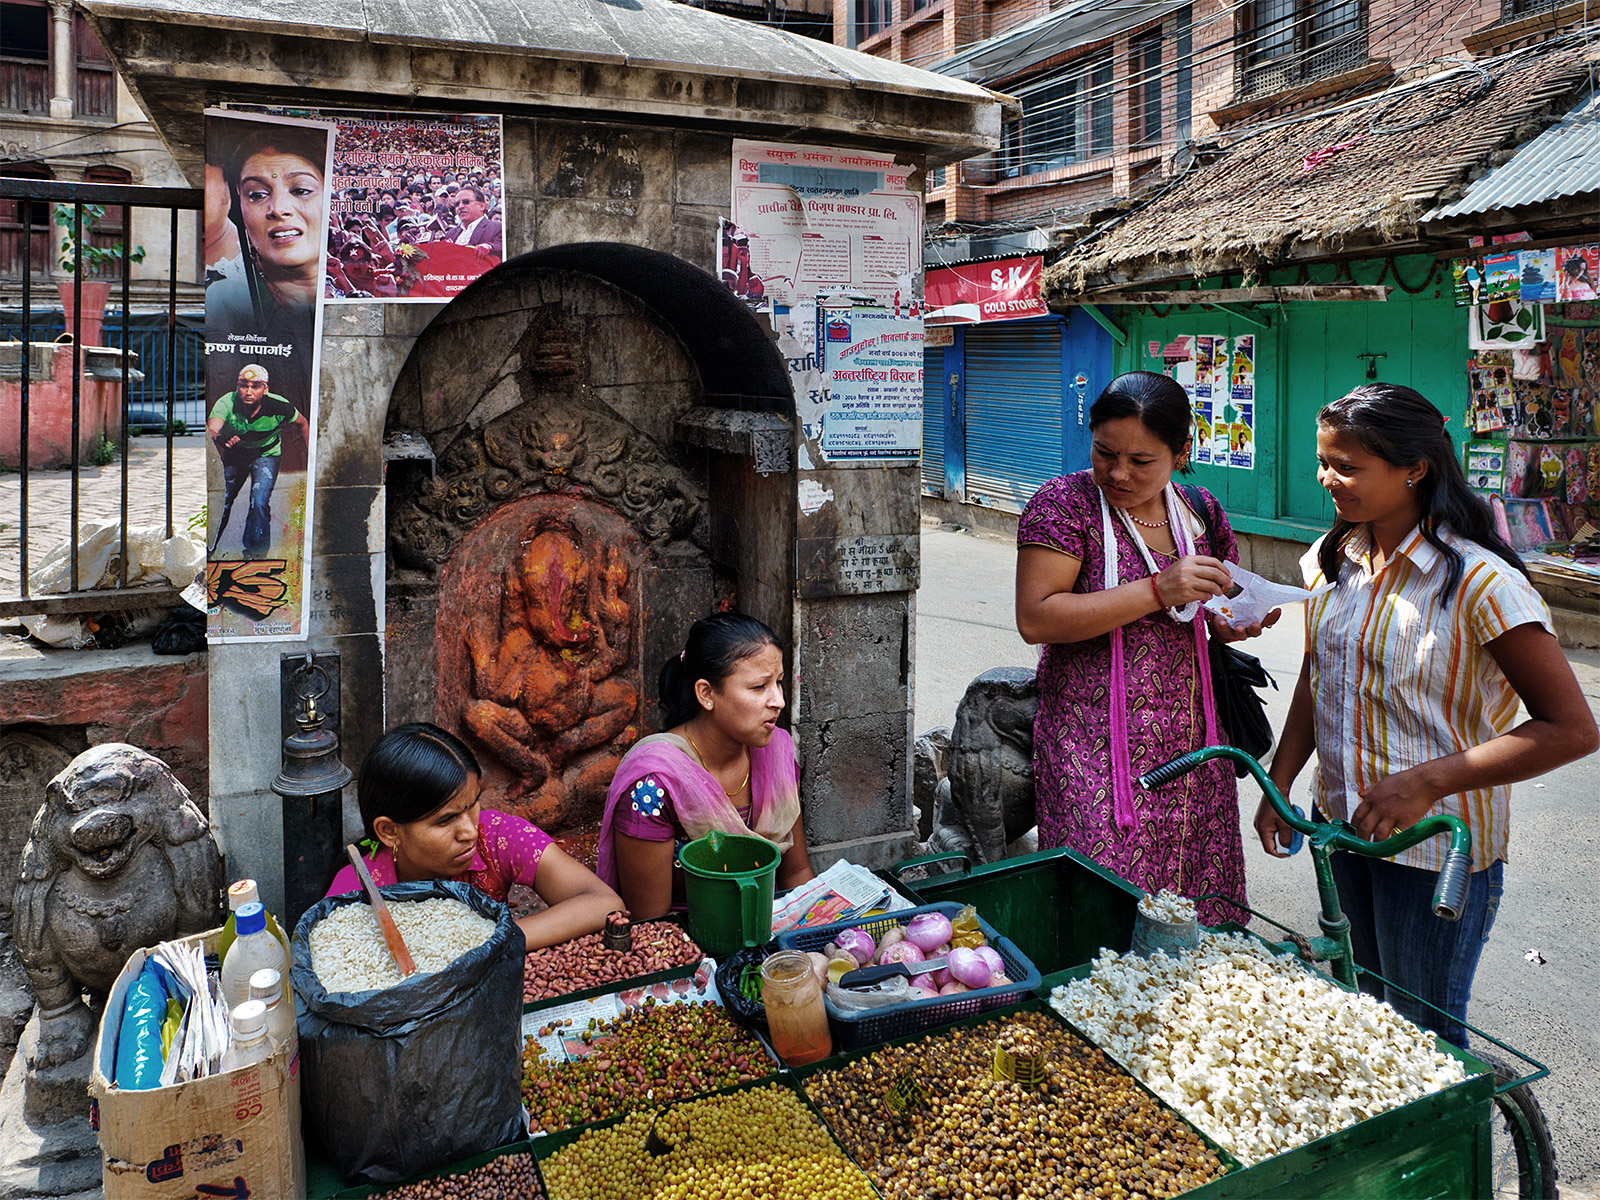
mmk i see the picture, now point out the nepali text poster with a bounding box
[257,107,505,301]
[1229,334,1256,470]
[819,302,924,462]
[730,141,920,309]
[203,109,334,640]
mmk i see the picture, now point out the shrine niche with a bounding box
[382,257,783,843]
[436,497,641,828]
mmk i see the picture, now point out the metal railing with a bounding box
[0,175,203,620]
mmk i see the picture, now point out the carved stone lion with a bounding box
[13,744,221,1069]
[926,668,1039,865]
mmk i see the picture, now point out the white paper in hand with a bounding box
[1204,565,1331,627]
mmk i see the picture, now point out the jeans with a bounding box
[218,454,281,558]
[1330,850,1504,1049]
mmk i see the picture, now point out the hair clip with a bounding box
[680,650,686,661]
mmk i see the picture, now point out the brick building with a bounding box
[843,0,1600,613]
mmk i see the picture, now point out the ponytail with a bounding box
[659,612,782,727]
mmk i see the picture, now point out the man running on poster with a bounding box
[207,363,308,558]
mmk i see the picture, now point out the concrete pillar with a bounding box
[48,0,73,120]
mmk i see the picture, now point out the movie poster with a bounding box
[254,107,505,301]
[202,109,335,641]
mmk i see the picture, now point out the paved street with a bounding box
[915,519,1600,1191]
[0,435,206,600]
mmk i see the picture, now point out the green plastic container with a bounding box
[679,829,779,956]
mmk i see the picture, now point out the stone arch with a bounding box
[382,246,795,841]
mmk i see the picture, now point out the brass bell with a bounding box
[271,654,353,798]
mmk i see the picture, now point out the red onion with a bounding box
[972,945,1004,979]
[938,981,970,995]
[911,975,940,995]
[833,927,876,966]
[904,912,954,953]
[946,946,994,990]
[877,941,925,967]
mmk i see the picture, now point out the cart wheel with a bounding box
[1479,1050,1557,1199]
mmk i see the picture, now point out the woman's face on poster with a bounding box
[237,149,325,277]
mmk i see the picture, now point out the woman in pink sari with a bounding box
[598,613,815,919]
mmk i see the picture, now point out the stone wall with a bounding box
[207,117,922,910]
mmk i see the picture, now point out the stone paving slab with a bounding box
[0,435,207,602]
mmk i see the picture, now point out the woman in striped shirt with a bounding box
[1257,383,1596,1047]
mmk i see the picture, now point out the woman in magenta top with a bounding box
[597,613,816,919]
[327,722,621,950]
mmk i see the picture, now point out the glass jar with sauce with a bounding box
[760,951,832,1067]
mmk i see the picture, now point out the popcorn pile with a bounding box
[1049,934,1470,1165]
[1138,888,1198,924]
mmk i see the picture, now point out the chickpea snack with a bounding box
[539,1085,876,1200]
[804,1009,1229,1200]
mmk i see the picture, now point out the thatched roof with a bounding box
[1046,41,1594,300]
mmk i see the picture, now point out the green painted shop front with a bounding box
[1106,255,1466,558]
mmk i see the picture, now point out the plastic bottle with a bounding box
[221,999,273,1073]
[249,967,296,1054]
[217,879,289,964]
[222,902,289,1012]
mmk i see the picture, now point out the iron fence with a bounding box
[0,175,204,619]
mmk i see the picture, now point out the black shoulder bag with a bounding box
[1177,485,1278,774]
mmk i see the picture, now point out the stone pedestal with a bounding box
[0,1013,101,1200]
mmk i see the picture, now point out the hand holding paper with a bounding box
[1205,565,1332,628]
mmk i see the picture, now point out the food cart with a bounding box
[287,748,1554,1200]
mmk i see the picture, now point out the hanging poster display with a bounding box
[1148,334,1234,468]
[1228,334,1256,469]
[202,109,335,641]
[818,300,924,462]
[730,141,920,309]
[246,106,505,301]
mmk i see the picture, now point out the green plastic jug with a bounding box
[679,830,780,957]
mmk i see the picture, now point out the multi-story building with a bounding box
[842,0,1600,592]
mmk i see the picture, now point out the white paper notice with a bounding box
[1205,566,1332,627]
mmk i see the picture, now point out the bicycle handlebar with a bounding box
[1138,746,1473,920]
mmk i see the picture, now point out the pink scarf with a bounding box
[1100,485,1220,833]
[596,728,801,888]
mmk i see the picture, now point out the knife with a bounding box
[839,956,947,989]
[346,844,417,978]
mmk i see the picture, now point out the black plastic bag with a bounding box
[291,880,527,1185]
[151,605,206,655]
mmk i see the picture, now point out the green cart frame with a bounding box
[889,842,1554,1199]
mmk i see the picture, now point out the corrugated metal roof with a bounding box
[1426,87,1600,220]
[932,0,1189,85]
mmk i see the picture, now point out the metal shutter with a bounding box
[963,321,1063,512]
[922,345,945,495]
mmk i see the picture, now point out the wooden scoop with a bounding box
[346,844,417,978]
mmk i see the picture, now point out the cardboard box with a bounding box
[90,927,305,1199]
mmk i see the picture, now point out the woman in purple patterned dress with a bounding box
[1015,372,1275,924]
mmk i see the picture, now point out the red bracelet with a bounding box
[1149,575,1163,608]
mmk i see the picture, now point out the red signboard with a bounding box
[925,255,1049,325]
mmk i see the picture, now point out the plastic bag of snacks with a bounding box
[291,880,526,1184]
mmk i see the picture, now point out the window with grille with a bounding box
[1242,0,1367,99]
[1133,30,1163,146]
[1003,54,1116,178]
[857,0,893,39]
[1501,0,1562,16]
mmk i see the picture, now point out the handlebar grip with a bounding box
[1432,849,1472,921]
[1138,751,1208,790]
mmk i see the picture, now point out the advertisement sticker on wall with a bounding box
[1228,334,1256,469]
[818,301,924,463]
